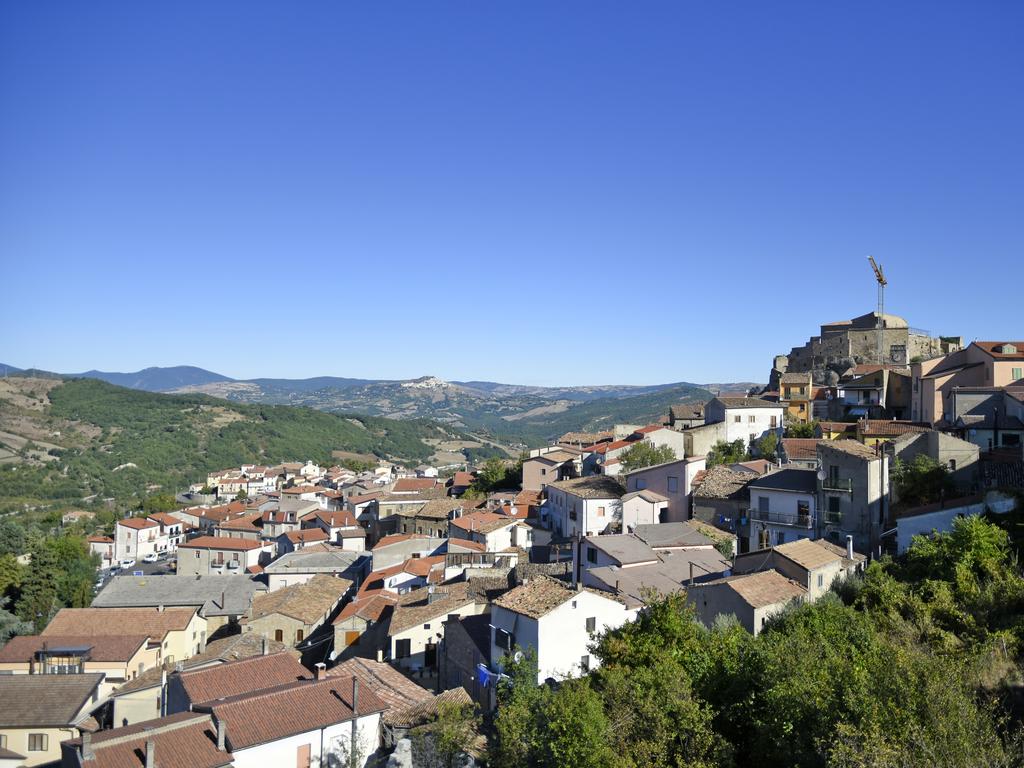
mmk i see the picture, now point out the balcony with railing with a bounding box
[822,477,853,493]
[751,509,814,528]
[823,510,844,525]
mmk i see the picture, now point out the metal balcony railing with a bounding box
[822,478,853,492]
[751,509,814,528]
[823,511,844,525]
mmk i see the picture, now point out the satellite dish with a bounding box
[513,651,524,664]
[817,469,827,481]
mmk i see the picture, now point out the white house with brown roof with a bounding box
[115,517,167,563]
[176,536,274,577]
[88,535,115,569]
[387,587,485,674]
[545,476,625,538]
[490,575,637,683]
[623,456,706,524]
[704,397,784,451]
[448,511,532,553]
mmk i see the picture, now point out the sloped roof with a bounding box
[201,677,387,750]
[0,673,104,727]
[0,634,149,663]
[774,539,843,570]
[548,475,625,499]
[248,574,351,624]
[701,570,806,609]
[63,712,233,768]
[633,522,714,549]
[712,397,781,409]
[327,657,432,715]
[450,510,521,534]
[43,607,198,643]
[781,438,820,461]
[177,652,309,706]
[388,587,481,634]
[117,517,159,530]
[179,536,265,551]
[93,574,266,617]
[818,439,879,461]
[493,575,591,619]
[583,534,658,566]
[748,468,818,494]
[692,466,753,500]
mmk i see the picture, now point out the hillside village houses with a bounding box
[8,319,1024,766]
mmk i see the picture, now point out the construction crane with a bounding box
[867,256,887,364]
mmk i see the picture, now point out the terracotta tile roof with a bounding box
[114,634,298,695]
[393,478,439,492]
[178,651,310,706]
[404,555,447,578]
[818,421,857,435]
[314,510,359,527]
[216,512,263,531]
[347,492,382,505]
[857,420,931,437]
[66,712,233,768]
[333,592,397,624]
[707,570,806,609]
[43,607,199,644]
[633,424,667,434]
[384,687,473,728]
[0,673,104,727]
[200,676,387,749]
[388,586,480,634]
[973,341,1024,360]
[514,489,543,507]
[780,372,813,384]
[283,528,330,545]
[327,657,432,714]
[180,535,266,551]
[449,471,476,487]
[548,475,625,499]
[450,511,520,534]
[88,534,114,543]
[559,430,614,445]
[281,485,321,495]
[774,539,843,570]
[0,634,149,664]
[147,512,184,527]
[584,437,638,455]
[668,404,703,420]
[248,574,351,625]
[448,538,486,552]
[400,497,464,521]
[118,517,159,530]
[492,575,578,619]
[819,439,880,461]
[781,438,820,461]
[691,466,754,500]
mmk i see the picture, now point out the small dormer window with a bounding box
[995,344,1017,354]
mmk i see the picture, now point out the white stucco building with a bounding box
[704,397,785,451]
[545,475,626,538]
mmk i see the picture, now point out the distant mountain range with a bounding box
[0,363,758,445]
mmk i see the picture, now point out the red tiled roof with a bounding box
[449,471,476,487]
[43,607,198,643]
[393,478,438,492]
[201,677,387,750]
[88,535,114,543]
[973,341,1024,360]
[333,592,397,624]
[178,652,309,706]
[179,536,265,551]
[450,511,519,534]
[281,485,320,495]
[781,438,820,461]
[347,492,382,505]
[64,713,232,768]
[0,634,149,663]
[147,512,183,527]
[283,528,329,544]
[584,437,639,455]
[314,510,358,528]
[632,424,666,434]
[118,517,159,530]
[373,533,429,550]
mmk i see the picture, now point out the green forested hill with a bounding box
[0,377,466,513]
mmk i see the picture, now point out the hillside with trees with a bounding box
[0,376,471,516]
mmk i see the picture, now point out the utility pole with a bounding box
[867,256,887,365]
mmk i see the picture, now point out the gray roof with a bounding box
[712,397,782,409]
[633,522,715,549]
[621,489,670,504]
[548,475,625,499]
[0,673,103,727]
[263,546,368,574]
[92,574,267,617]
[584,535,658,566]
[747,468,818,494]
[587,549,732,604]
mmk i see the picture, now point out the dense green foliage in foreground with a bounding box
[0,377,464,512]
[492,516,1024,768]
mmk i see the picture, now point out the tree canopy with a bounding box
[619,442,677,473]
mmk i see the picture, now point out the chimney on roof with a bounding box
[351,677,360,714]
[216,719,227,752]
[846,535,854,561]
[376,648,383,663]
[262,636,269,656]
[144,739,155,768]
[81,731,94,761]
[315,662,326,680]
[157,604,164,612]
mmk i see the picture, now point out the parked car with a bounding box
[120,558,136,569]
[142,553,159,563]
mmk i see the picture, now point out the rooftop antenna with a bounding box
[867,256,887,365]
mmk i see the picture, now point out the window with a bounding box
[296,743,311,768]
[275,629,284,642]
[195,551,200,559]
[586,617,596,633]
[798,403,806,412]
[749,433,756,445]
[758,496,769,513]
[636,479,647,490]
[495,630,514,652]
[596,506,605,518]
[797,500,810,518]
[775,531,786,545]
[949,460,956,472]
[424,623,431,630]
[580,655,591,672]
[748,415,756,423]
[541,468,547,476]
[29,734,48,752]
[1013,368,1023,381]
[828,496,840,513]
[0,735,6,749]
[296,629,304,642]
[734,415,742,423]
[586,546,597,564]
[770,416,778,428]
[396,638,412,658]
[817,573,824,588]
[667,476,678,493]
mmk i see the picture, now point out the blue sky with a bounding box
[1,2,1021,386]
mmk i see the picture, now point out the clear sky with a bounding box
[1,2,1022,386]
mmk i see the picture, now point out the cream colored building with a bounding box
[0,674,103,767]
